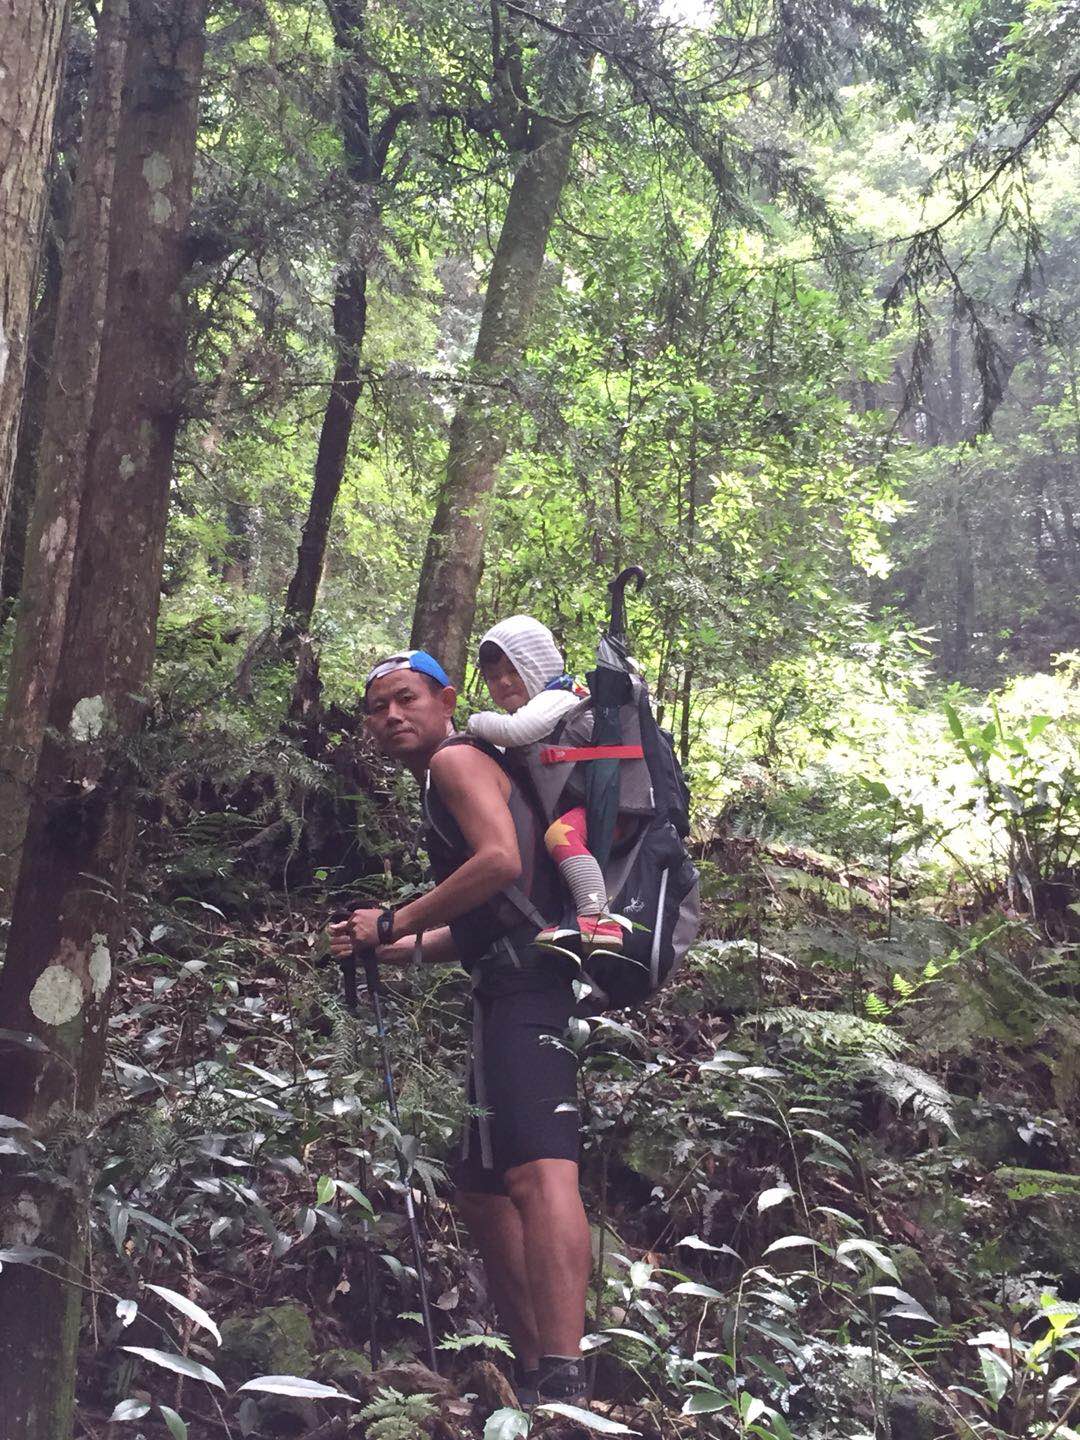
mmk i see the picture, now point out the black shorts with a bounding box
[456,969,581,1196]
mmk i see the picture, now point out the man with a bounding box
[329,650,591,1406]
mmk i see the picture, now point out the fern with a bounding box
[752,1006,909,1057]
[853,1055,957,1134]
[357,1386,435,1439]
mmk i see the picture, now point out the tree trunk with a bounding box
[0,167,70,614]
[282,0,374,638]
[410,3,598,683]
[0,5,207,1436]
[0,0,69,546]
[0,0,130,905]
[283,264,367,630]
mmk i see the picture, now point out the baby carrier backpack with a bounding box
[513,569,701,1009]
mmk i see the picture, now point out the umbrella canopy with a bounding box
[584,568,645,869]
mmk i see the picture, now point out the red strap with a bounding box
[539,744,644,765]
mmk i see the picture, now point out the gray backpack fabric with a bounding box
[511,676,701,1010]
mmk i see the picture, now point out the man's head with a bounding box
[363,650,455,772]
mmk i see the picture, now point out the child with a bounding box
[468,615,622,951]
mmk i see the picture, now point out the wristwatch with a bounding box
[376,908,395,945]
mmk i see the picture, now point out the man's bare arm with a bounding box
[331,744,521,952]
[390,744,520,938]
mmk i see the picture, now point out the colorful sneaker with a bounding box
[578,915,623,950]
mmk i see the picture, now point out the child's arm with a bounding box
[468,689,580,747]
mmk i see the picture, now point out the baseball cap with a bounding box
[363,649,451,695]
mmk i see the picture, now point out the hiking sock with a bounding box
[536,1353,589,1405]
[544,809,621,951]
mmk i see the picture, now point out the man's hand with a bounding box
[328,908,382,957]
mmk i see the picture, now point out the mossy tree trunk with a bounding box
[0,4,208,1436]
[410,1,601,684]
[0,0,130,905]
[0,0,69,550]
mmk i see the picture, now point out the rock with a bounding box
[369,1360,455,1397]
[888,1389,954,1440]
[892,1244,940,1318]
[219,1303,315,1379]
[466,1358,518,1411]
[318,1346,372,1391]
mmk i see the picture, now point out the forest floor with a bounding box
[63,822,1080,1440]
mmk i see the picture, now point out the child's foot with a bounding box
[578,915,622,950]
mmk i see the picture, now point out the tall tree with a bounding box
[0,0,130,901]
[281,0,482,642]
[0,0,70,551]
[410,0,601,682]
[0,21,92,612]
[0,2,208,1434]
[281,0,374,637]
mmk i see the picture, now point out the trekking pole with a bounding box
[356,943,440,1374]
[326,929,381,1367]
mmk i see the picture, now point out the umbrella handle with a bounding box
[608,566,646,642]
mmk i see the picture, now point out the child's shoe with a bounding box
[578,914,623,951]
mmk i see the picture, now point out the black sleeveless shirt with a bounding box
[422,736,564,970]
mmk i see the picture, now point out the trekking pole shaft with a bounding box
[360,948,440,1374]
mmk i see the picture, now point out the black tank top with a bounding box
[422,736,564,969]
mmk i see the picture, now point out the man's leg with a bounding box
[456,1188,541,1369]
[504,1158,591,1358]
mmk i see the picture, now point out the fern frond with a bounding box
[752,1006,908,1057]
[358,1386,435,1433]
[853,1055,957,1134]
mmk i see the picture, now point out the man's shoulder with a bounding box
[428,734,509,789]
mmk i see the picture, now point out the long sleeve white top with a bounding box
[467,688,581,748]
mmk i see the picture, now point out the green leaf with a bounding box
[757,1185,794,1212]
[109,1399,151,1421]
[1028,716,1053,739]
[535,1403,639,1433]
[316,1175,336,1205]
[836,1239,899,1280]
[237,1376,359,1402]
[762,1236,819,1256]
[601,1328,660,1351]
[944,704,965,741]
[121,1347,224,1390]
[798,1128,853,1160]
[672,1281,724,1299]
[869,1286,934,1323]
[682,1386,731,1414]
[484,1408,531,1440]
[145,1284,221,1345]
[159,1405,188,1440]
[979,1348,1011,1405]
[677,1235,742,1259]
[335,1180,375,1217]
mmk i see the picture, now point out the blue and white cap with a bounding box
[364,649,451,695]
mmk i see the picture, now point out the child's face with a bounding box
[481,652,530,714]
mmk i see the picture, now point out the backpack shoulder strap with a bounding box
[425,734,550,930]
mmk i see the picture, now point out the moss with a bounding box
[219,1303,314,1378]
[995,1166,1080,1198]
[318,1346,372,1388]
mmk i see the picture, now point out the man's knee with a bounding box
[504,1158,580,1210]
[456,1188,508,1226]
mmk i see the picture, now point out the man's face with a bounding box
[365,670,455,765]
